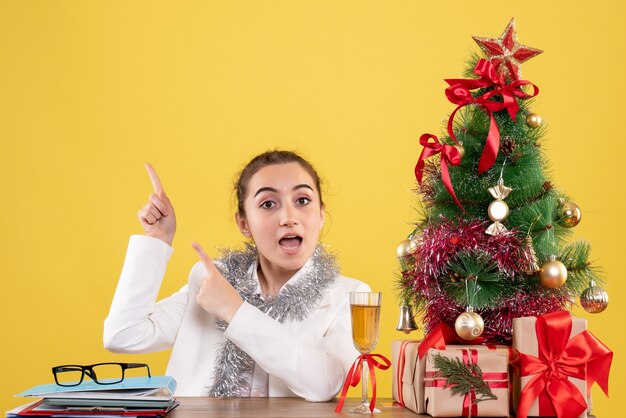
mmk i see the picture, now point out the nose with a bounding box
[279,202,299,227]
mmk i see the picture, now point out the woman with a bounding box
[103,150,370,401]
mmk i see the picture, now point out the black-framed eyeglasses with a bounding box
[52,363,151,387]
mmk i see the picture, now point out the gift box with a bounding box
[512,311,612,418]
[393,336,513,416]
[392,340,424,414]
[424,347,509,417]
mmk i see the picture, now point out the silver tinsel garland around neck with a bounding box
[207,243,339,397]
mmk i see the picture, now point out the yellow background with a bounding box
[1,1,624,415]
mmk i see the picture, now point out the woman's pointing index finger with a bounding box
[145,163,165,194]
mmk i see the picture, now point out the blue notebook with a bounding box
[15,376,177,400]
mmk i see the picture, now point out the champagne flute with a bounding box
[349,292,382,414]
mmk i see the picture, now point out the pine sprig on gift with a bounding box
[431,353,498,404]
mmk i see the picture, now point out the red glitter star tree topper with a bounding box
[472,18,543,82]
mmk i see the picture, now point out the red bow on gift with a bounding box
[414,133,466,213]
[517,310,613,418]
[445,58,539,174]
[335,354,391,413]
[417,322,485,360]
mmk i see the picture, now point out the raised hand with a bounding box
[137,163,177,246]
[193,242,243,322]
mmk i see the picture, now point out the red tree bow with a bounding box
[517,311,613,418]
[335,354,391,413]
[415,133,466,213]
[445,58,539,174]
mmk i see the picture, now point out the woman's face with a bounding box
[236,162,324,276]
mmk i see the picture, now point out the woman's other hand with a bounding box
[193,242,244,322]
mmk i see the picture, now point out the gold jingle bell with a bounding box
[454,308,484,340]
[395,300,419,334]
[524,236,540,275]
[539,257,568,288]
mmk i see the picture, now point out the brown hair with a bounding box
[235,150,323,216]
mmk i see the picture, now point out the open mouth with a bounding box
[279,235,303,249]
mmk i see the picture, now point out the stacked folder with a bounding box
[8,377,178,418]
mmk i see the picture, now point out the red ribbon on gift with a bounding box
[414,133,466,213]
[517,310,613,418]
[445,58,539,174]
[462,349,479,418]
[424,379,508,387]
[424,371,508,381]
[335,353,391,413]
[396,340,420,407]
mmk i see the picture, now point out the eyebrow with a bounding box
[254,184,314,197]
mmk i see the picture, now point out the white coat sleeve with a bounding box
[224,280,371,402]
[103,235,189,353]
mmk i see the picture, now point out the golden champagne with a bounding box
[351,304,381,353]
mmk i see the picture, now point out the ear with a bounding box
[320,205,325,230]
[236,213,252,238]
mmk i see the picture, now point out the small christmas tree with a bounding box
[397,18,609,344]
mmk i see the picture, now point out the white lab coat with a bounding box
[103,235,370,401]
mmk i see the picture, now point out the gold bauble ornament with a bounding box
[488,199,510,223]
[580,282,609,313]
[396,238,417,260]
[559,201,582,228]
[539,257,568,288]
[453,143,465,159]
[454,309,484,340]
[526,113,542,128]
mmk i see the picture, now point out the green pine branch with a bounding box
[559,240,604,296]
[444,250,503,308]
[431,353,498,404]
